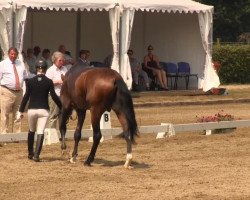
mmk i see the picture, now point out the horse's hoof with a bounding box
[124,154,133,169]
[89,157,94,163]
[84,161,92,167]
[61,143,67,150]
[33,157,41,162]
[61,149,67,156]
[124,164,134,169]
[70,157,76,163]
[61,146,67,150]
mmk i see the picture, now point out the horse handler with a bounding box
[18,59,62,162]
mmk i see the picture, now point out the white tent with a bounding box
[0,0,220,91]
[0,1,12,58]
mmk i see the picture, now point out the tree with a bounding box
[195,0,250,42]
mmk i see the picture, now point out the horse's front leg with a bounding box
[70,109,86,163]
[84,111,102,166]
[59,107,72,153]
[123,131,133,169]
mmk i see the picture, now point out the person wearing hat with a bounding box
[18,59,62,162]
[143,45,168,90]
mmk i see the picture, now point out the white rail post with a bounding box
[156,123,175,139]
[43,128,59,145]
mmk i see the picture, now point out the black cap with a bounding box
[35,59,47,70]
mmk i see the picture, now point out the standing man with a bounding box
[45,51,68,128]
[0,47,28,134]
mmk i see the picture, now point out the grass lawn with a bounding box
[16,84,250,131]
[63,84,250,130]
[131,84,250,104]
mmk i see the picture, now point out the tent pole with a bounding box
[118,14,122,69]
[9,1,15,47]
[75,10,81,60]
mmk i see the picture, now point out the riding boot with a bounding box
[27,131,35,159]
[33,134,44,162]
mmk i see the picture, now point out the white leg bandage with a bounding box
[124,153,133,169]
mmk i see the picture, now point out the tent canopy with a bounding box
[1,0,213,13]
[0,2,11,11]
[0,0,219,91]
[14,0,117,11]
[121,0,213,13]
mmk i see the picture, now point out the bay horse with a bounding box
[59,64,138,168]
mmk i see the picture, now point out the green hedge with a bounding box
[213,45,250,84]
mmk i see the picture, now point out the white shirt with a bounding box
[45,64,68,96]
[0,58,28,90]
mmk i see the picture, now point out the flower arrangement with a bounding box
[196,110,238,123]
[212,61,220,72]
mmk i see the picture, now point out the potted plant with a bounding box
[196,110,239,134]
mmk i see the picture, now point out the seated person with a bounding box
[33,46,41,59]
[41,48,53,68]
[103,54,113,68]
[128,49,150,91]
[26,48,37,75]
[143,45,168,90]
[58,44,75,70]
[76,49,91,67]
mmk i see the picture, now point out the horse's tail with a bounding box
[112,78,138,142]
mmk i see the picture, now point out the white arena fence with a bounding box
[1,120,250,143]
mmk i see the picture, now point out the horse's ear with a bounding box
[61,74,65,82]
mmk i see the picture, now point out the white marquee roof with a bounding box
[0,1,11,11]
[1,0,118,11]
[121,0,213,13]
[0,0,213,13]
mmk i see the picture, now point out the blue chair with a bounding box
[176,62,198,90]
[160,62,178,89]
[90,61,106,67]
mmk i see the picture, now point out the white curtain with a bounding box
[109,6,120,73]
[0,8,12,59]
[15,6,27,58]
[198,11,220,92]
[120,9,134,89]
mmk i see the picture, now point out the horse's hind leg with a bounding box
[84,109,102,166]
[59,107,73,152]
[114,111,133,169]
[123,131,133,169]
[70,109,86,163]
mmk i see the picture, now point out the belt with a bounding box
[1,85,21,92]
